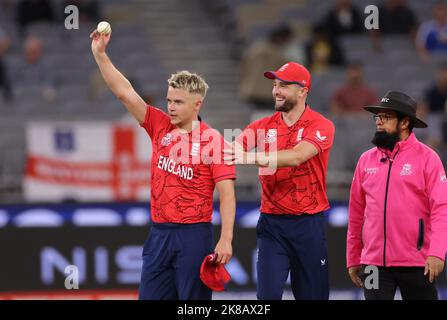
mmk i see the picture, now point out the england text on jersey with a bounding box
[157,155,193,180]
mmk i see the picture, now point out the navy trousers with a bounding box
[256,213,329,300]
[139,222,213,300]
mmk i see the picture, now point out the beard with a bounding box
[274,96,297,112]
[371,129,400,151]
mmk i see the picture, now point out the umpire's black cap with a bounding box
[364,90,428,128]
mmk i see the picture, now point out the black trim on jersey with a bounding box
[214,173,237,182]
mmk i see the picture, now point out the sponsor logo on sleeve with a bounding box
[316,130,327,142]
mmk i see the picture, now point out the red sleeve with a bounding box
[211,136,236,183]
[302,118,335,153]
[236,121,260,152]
[139,105,171,139]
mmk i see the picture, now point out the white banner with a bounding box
[24,121,152,202]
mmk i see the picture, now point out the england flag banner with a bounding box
[24,121,152,202]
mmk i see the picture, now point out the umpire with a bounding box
[347,91,447,300]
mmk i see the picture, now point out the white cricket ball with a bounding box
[97,21,111,34]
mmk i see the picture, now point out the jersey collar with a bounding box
[278,104,311,129]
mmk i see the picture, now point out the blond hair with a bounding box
[167,70,209,98]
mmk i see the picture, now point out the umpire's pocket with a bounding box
[417,219,424,251]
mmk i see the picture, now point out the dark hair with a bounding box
[396,113,414,133]
[269,24,293,41]
[312,23,326,35]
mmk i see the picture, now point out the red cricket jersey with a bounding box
[237,106,334,215]
[140,105,236,223]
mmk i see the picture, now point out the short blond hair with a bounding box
[167,70,209,98]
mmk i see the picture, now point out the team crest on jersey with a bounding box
[296,128,304,142]
[191,142,200,156]
[441,172,447,182]
[161,133,172,146]
[400,163,413,176]
[265,129,277,143]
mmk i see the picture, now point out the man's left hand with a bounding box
[214,239,232,265]
[424,256,445,283]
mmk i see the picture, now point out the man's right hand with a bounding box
[348,266,364,288]
[90,29,111,55]
[88,27,146,123]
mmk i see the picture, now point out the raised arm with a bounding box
[90,29,146,123]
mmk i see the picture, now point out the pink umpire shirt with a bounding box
[347,133,447,268]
